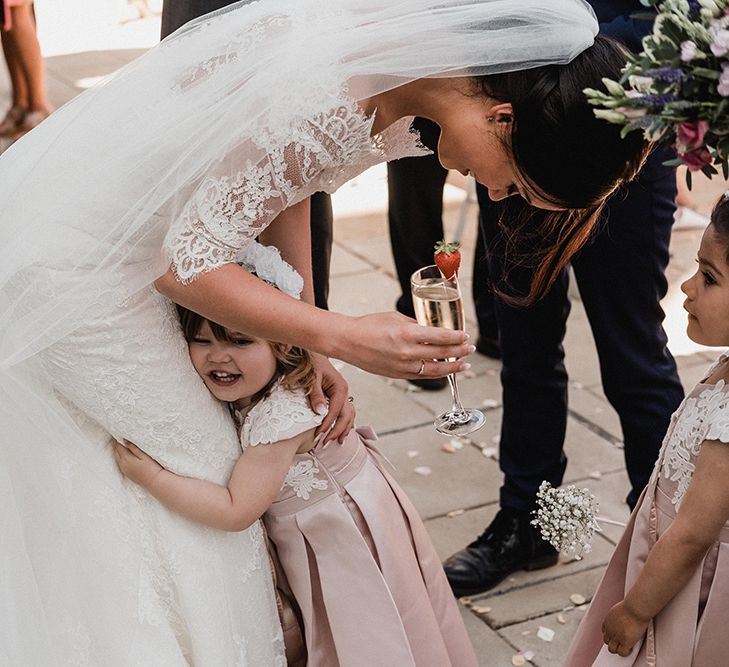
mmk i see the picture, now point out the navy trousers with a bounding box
[477,152,684,510]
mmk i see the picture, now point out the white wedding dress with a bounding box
[0,1,598,664]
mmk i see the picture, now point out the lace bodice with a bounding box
[239,381,324,448]
[659,352,729,509]
[164,91,428,283]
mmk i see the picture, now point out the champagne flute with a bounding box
[410,265,485,436]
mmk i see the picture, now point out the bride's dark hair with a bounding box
[476,35,650,303]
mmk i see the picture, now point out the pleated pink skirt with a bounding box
[565,483,729,666]
[263,427,477,667]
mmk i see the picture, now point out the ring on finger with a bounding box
[417,359,426,376]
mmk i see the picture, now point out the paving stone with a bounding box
[405,374,503,419]
[328,269,400,317]
[338,363,433,434]
[568,386,622,443]
[474,566,605,630]
[562,417,625,481]
[678,360,713,393]
[329,242,373,277]
[378,425,502,520]
[460,606,520,667]
[499,606,589,667]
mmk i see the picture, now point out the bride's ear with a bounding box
[486,102,513,125]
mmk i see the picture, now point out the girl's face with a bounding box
[681,224,729,347]
[188,321,278,408]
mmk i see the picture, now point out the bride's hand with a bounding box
[333,312,474,379]
[309,354,355,444]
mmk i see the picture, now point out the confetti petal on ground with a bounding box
[511,655,526,666]
[460,596,472,604]
[407,450,419,459]
[471,605,492,614]
[449,438,465,449]
[446,509,465,518]
[491,435,500,444]
[570,593,586,605]
[537,626,555,642]
[588,471,603,480]
[441,442,457,454]
[481,447,498,459]
[524,651,535,660]
[481,398,499,409]
[571,381,584,389]
[406,384,421,393]
[557,613,567,624]
[462,369,476,379]
[414,466,432,476]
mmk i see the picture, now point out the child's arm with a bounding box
[113,431,314,531]
[602,439,729,657]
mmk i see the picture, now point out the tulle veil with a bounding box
[0,0,597,662]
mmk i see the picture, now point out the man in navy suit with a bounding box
[440,1,686,596]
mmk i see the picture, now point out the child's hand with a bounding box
[113,439,164,489]
[602,600,649,657]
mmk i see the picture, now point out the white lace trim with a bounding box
[241,382,323,447]
[283,460,329,500]
[662,379,729,509]
[165,93,428,283]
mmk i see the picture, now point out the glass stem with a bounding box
[447,372,467,417]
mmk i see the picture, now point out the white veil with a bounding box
[0,0,597,365]
[0,0,597,662]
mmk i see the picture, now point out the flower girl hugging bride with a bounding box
[564,192,729,666]
[114,242,476,667]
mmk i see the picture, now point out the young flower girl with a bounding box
[565,193,729,665]
[114,242,477,667]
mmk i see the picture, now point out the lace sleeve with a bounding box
[704,381,729,443]
[163,140,316,284]
[241,382,324,448]
[163,95,381,284]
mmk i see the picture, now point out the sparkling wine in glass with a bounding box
[411,265,485,436]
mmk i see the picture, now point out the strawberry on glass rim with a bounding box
[434,240,461,280]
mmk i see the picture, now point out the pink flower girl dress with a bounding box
[236,380,478,667]
[566,351,729,666]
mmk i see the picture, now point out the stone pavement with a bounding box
[2,4,729,665]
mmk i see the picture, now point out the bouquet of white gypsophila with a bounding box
[532,482,626,558]
[585,0,729,187]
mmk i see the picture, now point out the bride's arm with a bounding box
[155,263,472,379]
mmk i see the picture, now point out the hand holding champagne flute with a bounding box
[411,243,485,436]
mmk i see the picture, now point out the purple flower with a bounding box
[646,67,687,83]
[687,0,701,18]
[631,93,678,109]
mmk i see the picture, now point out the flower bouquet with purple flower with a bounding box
[585,0,729,186]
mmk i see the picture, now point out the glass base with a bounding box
[434,408,486,436]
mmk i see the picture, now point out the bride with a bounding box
[0,0,648,664]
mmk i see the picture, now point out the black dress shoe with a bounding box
[407,376,448,391]
[443,508,558,597]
